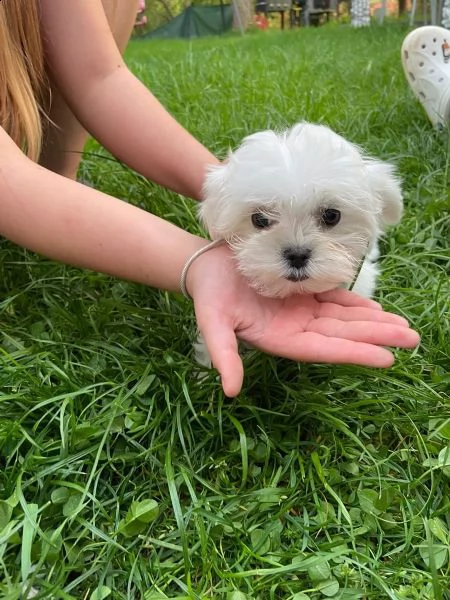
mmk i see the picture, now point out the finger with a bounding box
[317,303,411,328]
[316,288,383,310]
[196,310,244,398]
[278,332,397,367]
[218,350,245,398]
[307,318,420,348]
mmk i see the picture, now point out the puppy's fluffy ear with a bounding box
[365,160,403,225]
[199,162,231,239]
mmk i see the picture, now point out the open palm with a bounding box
[189,245,420,397]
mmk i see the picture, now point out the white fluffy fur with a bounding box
[195,122,403,368]
[200,122,402,299]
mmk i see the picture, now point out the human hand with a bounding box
[187,244,420,397]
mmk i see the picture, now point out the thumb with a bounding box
[216,348,244,398]
[197,310,244,397]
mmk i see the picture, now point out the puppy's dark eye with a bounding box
[321,208,341,227]
[251,212,273,229]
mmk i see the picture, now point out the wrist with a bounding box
[180,239,225,299]
[184,240,233,300]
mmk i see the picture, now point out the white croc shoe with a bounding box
[401,26,450,129]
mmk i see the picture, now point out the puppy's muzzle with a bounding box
[283,247,311,282]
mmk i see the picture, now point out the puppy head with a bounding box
[200,122,403,297]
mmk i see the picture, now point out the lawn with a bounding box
[0,22,449,600]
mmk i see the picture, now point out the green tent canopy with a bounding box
[145,4,233,39]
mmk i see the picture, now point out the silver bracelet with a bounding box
[180,239,224,299]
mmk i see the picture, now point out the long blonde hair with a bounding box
[0,0,46,161]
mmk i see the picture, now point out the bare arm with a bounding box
[38,0,218,200]
[0,128,207,289]
[0,128,420,397]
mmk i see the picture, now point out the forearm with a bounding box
[72,68,219,200]
[0,140,207,291]
[38,0,218,200]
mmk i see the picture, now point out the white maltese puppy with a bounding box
[200,122,403,300]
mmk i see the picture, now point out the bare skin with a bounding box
[39,0,140,180]
[0,1,420,396]
[37,0,217,199]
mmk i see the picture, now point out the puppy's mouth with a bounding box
[285,271,309,282]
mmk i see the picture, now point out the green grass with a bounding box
[1,23,449,600]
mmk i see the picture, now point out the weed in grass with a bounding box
[0,23,449,600]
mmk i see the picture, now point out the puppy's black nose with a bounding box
[283,247,312,269]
